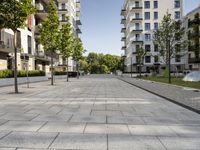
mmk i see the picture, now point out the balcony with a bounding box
[58,8,68,13]
[131,38,143,43]
[76,19,82,25]
[121,36,126,41]
[76,0,81,9]
[121,9,126,16]
[121,27,126,33]
[130,27,143,32]
[121,46,126,50]
[35,5,48,22]
[35,51,51,62]
[132,6,143,10]
[121,18,126,24]
[132,17,143,21]
[76,27,82,34]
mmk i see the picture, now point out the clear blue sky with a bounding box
[81,0,200,56]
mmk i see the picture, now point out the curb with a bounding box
[118,77,200,115]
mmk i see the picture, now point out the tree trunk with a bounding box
[168,41,171,84]
[13,30,19,93]
[51,52,54,85]
[77,63,79,79]
[66,58,69,82]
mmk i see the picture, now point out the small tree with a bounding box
[154,12,187,83]
[0,0,35,93]
[72,37,84,79]
[39,0,60,85]
[136,46,146,77]
[59,16,73,82]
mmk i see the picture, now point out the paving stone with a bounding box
[128,125,177,136]
[32,114,72,122]
[50,133,107,150]
[84,124,130,134]
[107,116,145,125]
[91,110,122,116]
[0,113,38,121]
[39,122,85,133]
[159,136,200,150]
[108,135,165,150]
[0,132,57,149]
[0,121,45,132]
[70,115,106,123]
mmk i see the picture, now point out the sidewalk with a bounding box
[119,76,200,114]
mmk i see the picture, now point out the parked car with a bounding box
[183,71,200,82]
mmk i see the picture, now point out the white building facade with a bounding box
[121,0,184,73]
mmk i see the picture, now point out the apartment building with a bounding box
[35,0,82,73]
[184,5,200,71]
[0,17,35,71]
[121,0,184,73]
[0,0,81,73]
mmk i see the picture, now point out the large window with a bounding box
[175,11,181,19]
[144,1,150,9]
[135,1,140,7]
[154,1,158,8]
[145,45,151,52]
[154,56,159,63]
[28,35,32,54]
[154,12,158,20]
[175,55,181,62]
[174,0,180,8]
[154,22,158,30]
[145,34,151,41]
[145,23,151,30]
[145,12,150,20]
[135,23,140,30]
[154,44,158,52]
[145,56,151,63]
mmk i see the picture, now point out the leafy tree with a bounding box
[154,12,187,83]
[0,0,35,93]
[39,0,60,85]
[136,46,146,77]
[72,37,85,79]
[79,59,89,73]
[59,16,73,82]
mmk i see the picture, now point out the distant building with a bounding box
[184,5,200,71]
[121,0,184,73]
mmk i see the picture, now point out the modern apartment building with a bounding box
[35,0,82,73]
[0,0,81,73]
[184,5,200,71]
[121,0,184,73]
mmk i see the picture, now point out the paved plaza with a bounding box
[0,75,199,149]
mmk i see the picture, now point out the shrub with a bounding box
[0,70,45,78]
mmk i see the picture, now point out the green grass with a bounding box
[136,76,200,90]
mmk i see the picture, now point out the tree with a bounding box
[72,37,85,79]
[59,16,73,82]
[136,46,146,77]
[39,0,60,85]
[0,0,35,93]
[154,12,187,83]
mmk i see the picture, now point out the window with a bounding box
[154,22,158,30]
[154,1,158,8]
[135,23,140,30]
[144,1,150,9]
[145,12,150,20]
[145,45,151,52]
[145,34,151,41]
[28,35,32,54]
[145,56,151,63]
[135,1,140,7]
[145,23,151,30]
[175,11,180,19]
[135,13,140,19]
[154,44,158,52]
[61,3,65,9]
[136,45,140,51]
[175,55,181,62]
[154,12,158,20]
[62,14,66,21]
[174,0,180,8]
[136,34,140,41]
[154,56,159,63]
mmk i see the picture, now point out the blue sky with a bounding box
[81,0,200,56]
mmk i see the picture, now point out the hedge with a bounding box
[0,70,45,78]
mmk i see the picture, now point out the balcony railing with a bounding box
[121,27,126,33]
[121,18,126,24]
